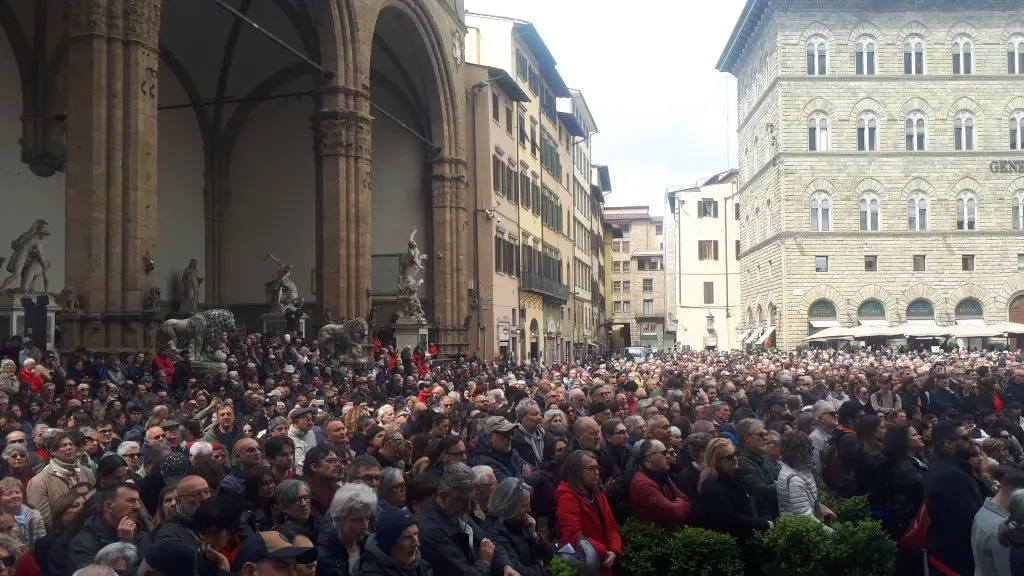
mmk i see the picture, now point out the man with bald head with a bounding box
[573,417,601,452]
[154,475,210,546]
[144,426,165,448]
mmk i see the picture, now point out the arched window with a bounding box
[906,112,926,151]
[952,36,973,74]
[857,113,878,151]
[859,193,880,231]
[904,36,925,74]
[956,191,977,230]
[907,193,928,231]
[766,200,773,238]
[806,36,828,75]
[810,192,831,232]
[1010,35,1024,74]
[808,113,830,151]
[954,112,975,151]
[1013,192,1024,230]
[855,36,876,75]
[907,299,935,320]
[754,207,762,243]
[1010,110,1024,150]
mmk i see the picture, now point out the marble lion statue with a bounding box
[157,309,237,359]
[317,318,369,362]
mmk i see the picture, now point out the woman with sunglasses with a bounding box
[696,438,771,543]
[1,445,33,494]
[482,478,551,576]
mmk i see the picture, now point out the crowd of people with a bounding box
[5,331,1024,576]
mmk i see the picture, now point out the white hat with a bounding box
[22,358,34,366]
[283,365,296,374]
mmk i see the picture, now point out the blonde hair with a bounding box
[698,438,734,494]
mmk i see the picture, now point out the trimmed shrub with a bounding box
[828,519,897,576]
[754,515,896,576]
[819,491,870,523]
[547,557,575,576]
[618,520,743,576]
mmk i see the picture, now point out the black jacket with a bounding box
[596,446,629,484]
[470,447,528,483]
[418,501,511,576]
[1003,522,1024,576]
[353,535,432,576]
[736,446,779,519]
[155,509,200,547]
[696,474,770,543]
[480,515,551,576]
[316,519,365,576]
[882,456,927,540]
[924,454,984,575]
[69,512,152,571]
[511,426,547,468]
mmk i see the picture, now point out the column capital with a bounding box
[313,109,372,159]
[430,156,468,208]
[67,0,109,38]
[124,0,161,49]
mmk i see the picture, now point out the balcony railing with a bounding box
[521,273,570,303]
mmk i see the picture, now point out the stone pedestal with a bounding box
[0,293,59,351]
[393,316,428,350]
[261,312,307,338]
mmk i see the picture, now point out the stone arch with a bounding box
[803,178,837,202]
[895,21,932,46]
[947,97,984,122]
[899,97,933,120]
[997,273,1024,309]
[799,285,845,318]
[746,306,755,326]
[799,23,835,45]
[900,284,941,313]
[853,178,888,201]
[1005,177,1024,201]
[1003,96,1024,123]
[950,176,982,199]
[768,302,778,325]
[947,284,995,321]
[850,97,890,122]
[1001,22,1024,46]
[900,177,936,201]
[945,21,980,45]
[850,284,897,317]
[802,97,836,120]
[848,22,883,44]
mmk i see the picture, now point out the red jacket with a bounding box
[554,481,621,576]
[18,368,43,394]
[152,354,176,378]
[629,470,691,529]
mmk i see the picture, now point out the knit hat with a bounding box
[375,506,417,553]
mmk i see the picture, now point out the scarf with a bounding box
[12,505,28,542]
[49,458,83,487]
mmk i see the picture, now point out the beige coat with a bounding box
[26,460,95,525]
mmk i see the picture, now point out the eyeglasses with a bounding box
[356,474,381,484]
[0,555,13,568]
[123,453,140,459]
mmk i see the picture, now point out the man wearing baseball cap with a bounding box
[469,416,529,482]
[232,531,317,575]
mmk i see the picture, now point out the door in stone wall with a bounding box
[1009,295,1024,351]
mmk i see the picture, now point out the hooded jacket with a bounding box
[353,535,432,576]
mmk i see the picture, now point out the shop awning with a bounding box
[737,329,753,343]
[859,319,889,326]
[809,319,841,328]
[955,318,986,326]
[803,326,852,341]
[744,328,762,344]
[757,327,776,345]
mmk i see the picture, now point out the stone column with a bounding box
[430,156,469,354]
[313,84,372,323]
[64,0,161,350]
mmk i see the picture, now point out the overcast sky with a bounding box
[466,0,746,214]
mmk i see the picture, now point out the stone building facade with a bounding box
[606,206,670,350]
[718,0,1024,349]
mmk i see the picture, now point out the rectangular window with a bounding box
[913,255,927,271]
[494,236,503,273]
[962,254,975,271]
[864,255,877,272]
[703,281,714,304]
[492,155,502,194]
[613,281,621,293]
[734,203,741,220]
[735,239,741,260]
[622,281,631,292]
[698,240,719,261]
[622,301,631,313]
[516,49,528,81]
[698,199,719,218]
[643,279,653,293]
[655,225,663,235]
[518,109,527,146]
[643,299,654,315]
[1018,254,1024,270]
[528,67,539,96]
[815,255,829,272]
[620,223,631,237]
[613,301,622,313]
[505,105,513,136]
[622,261,631,272]
[492,91,500,123]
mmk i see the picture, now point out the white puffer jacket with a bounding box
[776,462,833,532]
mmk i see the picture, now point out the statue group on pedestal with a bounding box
[264,252,301,315]
[0,219,50,293]
[396,227,428,321]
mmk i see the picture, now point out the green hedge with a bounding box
[754,516,895,576]
[616,498,894,576]
[547,558,575,576]
[818,491,871,523]
[619,519,744,576]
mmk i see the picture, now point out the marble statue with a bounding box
[317,318,370,364]
[178,258,203,314]
[0,220,50,292]
[264,252,300,314]
[157,308,237,361]
[58,287,80,311]
[144,286,162,312]
[396,227,427,320]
